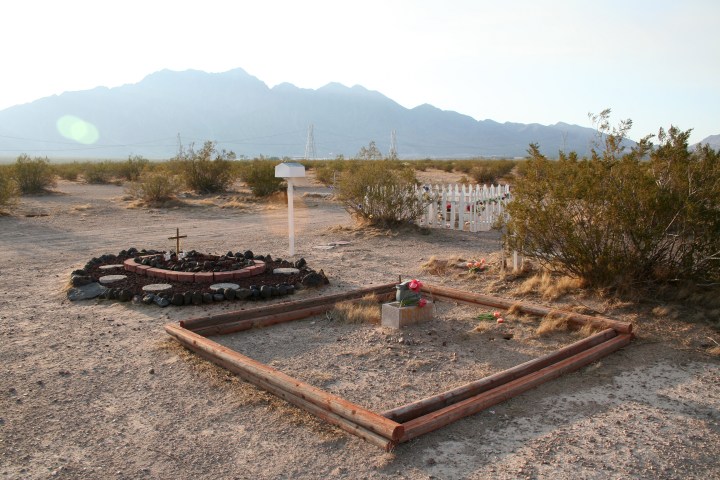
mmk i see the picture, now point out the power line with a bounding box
[304,124,316,160]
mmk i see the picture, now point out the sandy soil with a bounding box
[1,173,719,480]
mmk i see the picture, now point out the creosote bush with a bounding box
[506,110,720,286]
[126,167,181,203]
[237,159,285,197]
[13,154,56,193]
[0,165,18,212]
[177,141,236,193]
[336,160,426,227]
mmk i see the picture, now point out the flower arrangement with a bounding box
[397,279,428,307]
[477,310,505,323]
[466,258,487,273]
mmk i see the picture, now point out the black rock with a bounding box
[71,275,92,287]
[127,247,138,255]
[67,283,105,301]
[203,261,214,269]
[171,293,184,306]
[235,288,252,300]
[224,289,236,301]
[294,258,307,269]
[301,270,329,288]
[154,296,170,308]
[270,286,279,297]
[183,292,193,306]
[235,252,244,258]
[118,250,127,257]
[71,269,86,276]
[191,292,203,305]
[250,288,261,300]
[118,290,132,302]
[213,293,225,302]
[226,251,234,258]
[277,285,288,296]
[260,285,272,299]
[286,284,295,294]
[203,293,213,304]
[244,250,254,259]
[264,254,273,263]
[142,294,155,305]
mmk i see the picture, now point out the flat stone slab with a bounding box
[67,282,106,301]
[273,268,300,274]
[142,283,172,293]
[312,245,335,250]
[328,241,350,245]
[210,283,239,292]
[381,301,434,329]
[99,274,127,284]
[99,264,124,271]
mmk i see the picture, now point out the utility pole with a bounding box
[304,124,316,160]
[389,129,398,159]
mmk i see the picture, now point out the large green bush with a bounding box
[178,141,236,193]
[126,167,181,203]
[237,159,285,197]
[336,160,426,227]
[506,116,720,286]
[13,154,56,193]
[0,165,18,211]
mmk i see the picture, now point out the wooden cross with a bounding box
[168,227,187,254]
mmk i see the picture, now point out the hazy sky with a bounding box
[2,0,718,143]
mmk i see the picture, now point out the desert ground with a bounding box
[1,172,719,480]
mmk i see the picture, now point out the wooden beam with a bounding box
[180,282,397,331]
[423,284,632,334]
[185,338,395,451]
[399,333,632,442]
[165,323,404,442]
[383,328,618,423]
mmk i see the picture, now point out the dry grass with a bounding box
[709,346,720,357]
[331,295,381,324]
[71,203,93,211]
[515,272,584,300]
[421,255,464,276]
[220,196,253,210]
[536,313,571,336]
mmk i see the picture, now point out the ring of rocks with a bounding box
[68,247,329,307]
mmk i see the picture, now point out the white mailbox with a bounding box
[275,162,306,256]
[275,162,305,178]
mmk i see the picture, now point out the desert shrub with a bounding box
[470,159,518,184]
[0,165,18,211]
[336,160,426,227]
[506,111,720,286]
[178,141,236,193]
[54,162,83,181]
[117,155,150,181]
[13,154,56,193]
[126,167,181,202]
[314,156,347,186]
[82,161,118,184]
[237,159,285,197]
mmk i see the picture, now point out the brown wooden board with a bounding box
[165,283,633,449]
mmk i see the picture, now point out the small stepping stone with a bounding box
[99,275,127,284]
[273,268,300,274]
[210,283,239,292]
[67,283,106,301]
[328,241,350,246]
[142,283,172,293]
[99,264,124,271]
[312,245,335,250]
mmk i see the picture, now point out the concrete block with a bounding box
[381,301,434,329]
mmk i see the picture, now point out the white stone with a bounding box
[210,283,239,292]
[273,268,300,274]
[99,264,124,271]
[99,275,127,284]
[142,283,172,293]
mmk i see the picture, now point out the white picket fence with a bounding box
[416,183,511,232]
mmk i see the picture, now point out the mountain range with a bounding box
[0,68,714,160]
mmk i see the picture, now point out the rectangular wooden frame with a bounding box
[165,282,633,451]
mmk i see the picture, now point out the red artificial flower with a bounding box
[493,311,501,318]
[496,317,505,324]
[418,298,427,307]
[408,279,422,292]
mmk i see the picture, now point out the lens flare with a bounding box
[56,115,99,144]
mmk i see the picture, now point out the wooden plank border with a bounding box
[164,282,633,450]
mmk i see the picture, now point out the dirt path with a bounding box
[1,181,718,479]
